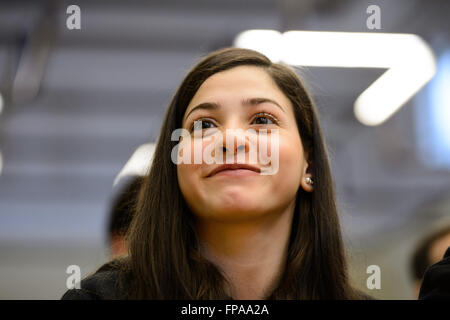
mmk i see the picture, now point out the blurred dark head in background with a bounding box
[411,225,450,297]
[107,176,144,259]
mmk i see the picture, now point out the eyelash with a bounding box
[188,112,279,132]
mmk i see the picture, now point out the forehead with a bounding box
[184,65,292,117]
[192,65,281,98]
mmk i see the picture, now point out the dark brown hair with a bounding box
[111,47,364,299]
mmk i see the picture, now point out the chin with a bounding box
[209,210,266,222]
[208,201,268,221]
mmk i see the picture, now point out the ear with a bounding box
[300,161,314,192]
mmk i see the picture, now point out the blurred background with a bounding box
[0,0,449,299]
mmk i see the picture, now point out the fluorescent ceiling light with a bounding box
[234,30,436,126]
[0,92,3,115]
[415,51,450,169]
[113,143,156,186]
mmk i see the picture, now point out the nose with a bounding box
[220,129,249,156]
[221,144,246,153]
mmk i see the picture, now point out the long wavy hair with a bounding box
[109,47,363,299]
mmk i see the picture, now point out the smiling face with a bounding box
[177,65,313,222]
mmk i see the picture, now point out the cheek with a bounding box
[177,157,203,188]
[177,162,201,211]
[176,138,211,203]
[276,132,304,185]
[178,134,217,166]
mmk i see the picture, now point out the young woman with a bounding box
[62,47,370,300]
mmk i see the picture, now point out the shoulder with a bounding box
[419,247,450,300]
[351,288,376,300]
[61,260,128,300]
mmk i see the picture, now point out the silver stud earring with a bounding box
[306,177,314,185]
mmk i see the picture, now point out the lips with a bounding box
[207,163,261,177]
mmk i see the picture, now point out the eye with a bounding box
[189,119,216,132]
[251,112,278,125]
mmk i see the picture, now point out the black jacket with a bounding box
[61,247,450,300]
[418,246,450,300]
[61,263,125,300]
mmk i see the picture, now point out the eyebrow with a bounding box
[183,97,285,124]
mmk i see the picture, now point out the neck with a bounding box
[195,201,295,300]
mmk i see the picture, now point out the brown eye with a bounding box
[252,113,277,125]
[190,119,215,132]
[253,117,273,125]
